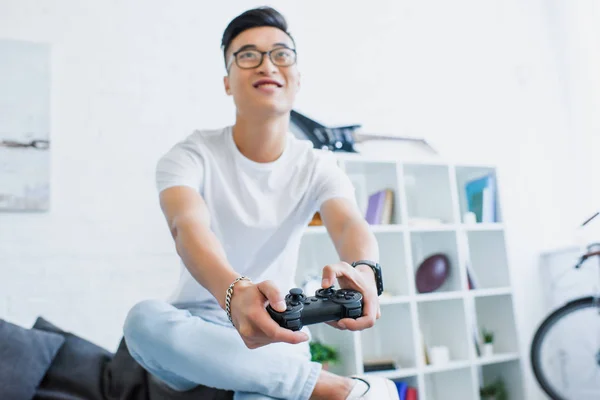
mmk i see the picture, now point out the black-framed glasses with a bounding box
[227,46,297,71]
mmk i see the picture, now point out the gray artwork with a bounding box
[0,39,50,211]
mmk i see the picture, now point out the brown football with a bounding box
[415,253,450,293]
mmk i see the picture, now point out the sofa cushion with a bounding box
[32,317,113,400]
[0,319,65,400]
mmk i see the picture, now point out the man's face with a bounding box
[224,26,300,118]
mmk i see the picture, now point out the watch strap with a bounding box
[351,260,384,296]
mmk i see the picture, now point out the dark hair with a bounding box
[221,6,296,68]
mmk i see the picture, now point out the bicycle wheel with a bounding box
[530,297,600,400]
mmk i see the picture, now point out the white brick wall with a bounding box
[0,251,180,350]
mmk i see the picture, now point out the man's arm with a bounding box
[319,197,379,264]
[159,185,240,309]
[159,185,308,348]
[319,197,382,329]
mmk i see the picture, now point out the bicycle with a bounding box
[530,212,600,400]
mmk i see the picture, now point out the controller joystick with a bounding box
[315,286,336,298]
[287,288,306,305]
[267,287,363,331]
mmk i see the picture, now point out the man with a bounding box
[123,6,400,400]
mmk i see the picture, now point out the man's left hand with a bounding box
[321,261,381,331]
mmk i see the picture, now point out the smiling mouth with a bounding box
[253,81,283,89]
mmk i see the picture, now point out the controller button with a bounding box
[345,294,354,300]
[304,300,311,305]
[348,308,361,318]
[311,297,318,302]
[290,288,303,296]
[336,293,344,298]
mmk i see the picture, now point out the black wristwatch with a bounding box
[351,260,384,296]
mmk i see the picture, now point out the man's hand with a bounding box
[321,261,381,330]
[228,280,309,349]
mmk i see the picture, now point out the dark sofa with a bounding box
[0,317,234,400]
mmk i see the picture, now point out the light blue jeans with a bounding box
[123,299,322,400]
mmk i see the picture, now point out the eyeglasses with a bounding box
[227,46,297,71]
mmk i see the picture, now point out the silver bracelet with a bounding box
[225,276,251,324]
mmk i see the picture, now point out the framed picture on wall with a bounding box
[0,39,51,211]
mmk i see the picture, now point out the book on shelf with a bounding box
[365,188,394,225]
[465,174,497,223]
[393,381,419,400]
[465,261,480,290]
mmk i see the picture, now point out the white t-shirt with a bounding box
[156,126,356,321]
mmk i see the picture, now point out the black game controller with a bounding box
[266,286,363,331]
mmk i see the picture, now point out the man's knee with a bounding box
[123,299,168,349]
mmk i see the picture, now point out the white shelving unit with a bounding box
[295,154,525,400]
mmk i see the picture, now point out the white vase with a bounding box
[482,343,494,357]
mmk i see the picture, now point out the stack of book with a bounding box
[365,189,394,225]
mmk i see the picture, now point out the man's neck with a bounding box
[232,113,289,163]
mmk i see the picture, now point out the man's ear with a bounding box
[224,75,232,96]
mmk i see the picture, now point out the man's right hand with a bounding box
[228,280,309,349]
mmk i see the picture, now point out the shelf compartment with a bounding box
[466,230,510,290]
[361,303,416,372]
[391,375,420,399]
[455,165,502,224]
[344,160,402,225]
[411,231,463,293]
[295,234,338,287]
[474,294,520,355]
[477,360,525,400]
[418,298,471,365]
[403,164,456,226]
[424,366,476,400]
[375,232,410,297]
[308,325,361,376]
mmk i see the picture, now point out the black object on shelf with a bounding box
[290,110,359,153]
[363,359,397,372]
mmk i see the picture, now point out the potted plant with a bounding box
[480,378,507,400]
[309,341,339,370]
[481,328,494,357]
